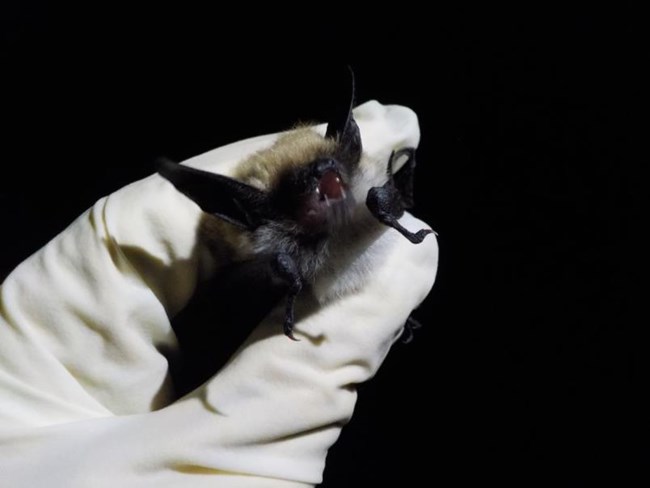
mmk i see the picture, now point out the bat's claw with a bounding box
[283,320,300,341]
[366,168,434,245]
[272,253,303,341]
[400,227,434,244]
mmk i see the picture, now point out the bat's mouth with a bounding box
[317,170,346,205]
[299,169,353,231]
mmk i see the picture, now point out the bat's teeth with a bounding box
[332,206,340,226]
[323,189,354,229]
[334,200,350,227]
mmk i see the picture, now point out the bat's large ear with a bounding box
[325,67,362,164]
[157,158,270,230]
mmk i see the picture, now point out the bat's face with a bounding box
[225,109,366,281]
[235,124,362,239]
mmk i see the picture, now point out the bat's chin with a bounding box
[299,189,354,233]
[325,192,355,230]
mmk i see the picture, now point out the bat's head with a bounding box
[157,77,364,245]
[233,101,362,236]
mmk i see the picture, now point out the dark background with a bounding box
[2,4,644,486]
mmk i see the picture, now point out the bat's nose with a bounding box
[312,158,339,177]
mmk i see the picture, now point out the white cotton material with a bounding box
[0,101,438,487]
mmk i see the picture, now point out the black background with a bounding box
[2,4,644,486]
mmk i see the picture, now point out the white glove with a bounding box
[0,101,438,487]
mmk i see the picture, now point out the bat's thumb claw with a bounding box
[406,228,434,244]
[286,332,300,342]
[284,325,300,341]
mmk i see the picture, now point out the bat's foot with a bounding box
[366,149,433,244]
[394,223,434,244]
[366,186,434,244]
[401,316,422,344]
[273,253,303,341]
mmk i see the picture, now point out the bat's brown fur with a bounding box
[234,127,337,191]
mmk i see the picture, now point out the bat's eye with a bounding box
[318,170,344,201]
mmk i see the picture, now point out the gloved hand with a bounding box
[0,101,438,487]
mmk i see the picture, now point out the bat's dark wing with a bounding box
[157,158,271,230]
[391,148,417,209]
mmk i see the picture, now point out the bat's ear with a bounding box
[157,158,270,230]
[325,67,362,164]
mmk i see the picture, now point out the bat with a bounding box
[157,76,433,342]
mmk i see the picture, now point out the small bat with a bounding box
[157,77,432,340]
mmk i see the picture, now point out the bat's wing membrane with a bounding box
[157,158,270,230]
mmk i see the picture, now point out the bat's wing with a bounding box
[157,158,271,230]
[391,147,417,209]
